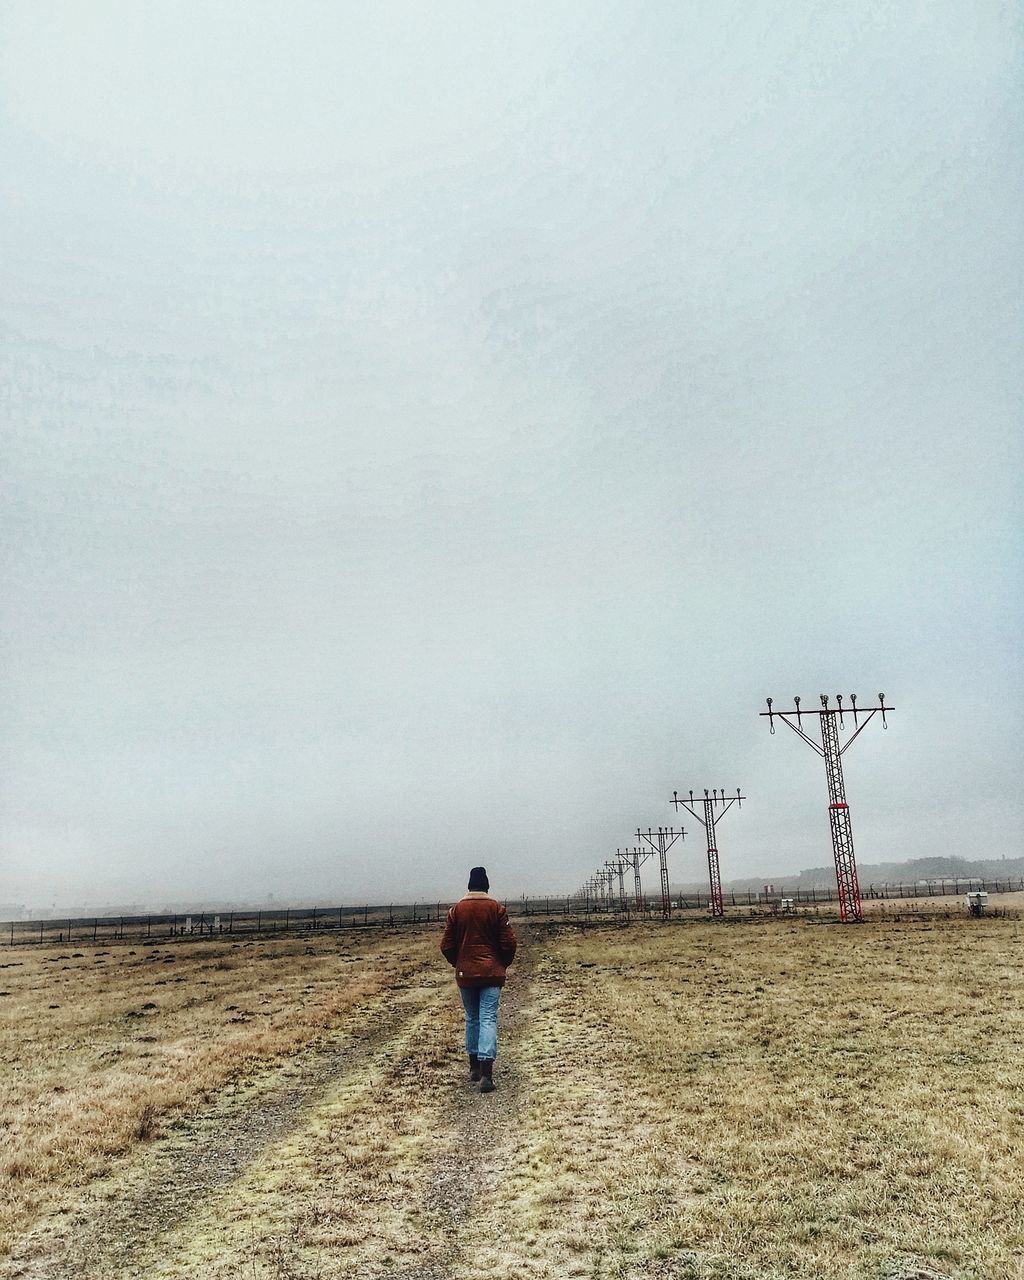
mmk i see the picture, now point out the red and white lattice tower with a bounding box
[761,693,894,923]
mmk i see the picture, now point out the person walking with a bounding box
[440,867,517,1093]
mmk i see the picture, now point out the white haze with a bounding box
[1,2,1021,910]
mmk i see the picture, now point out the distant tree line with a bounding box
[673,855,1024,896]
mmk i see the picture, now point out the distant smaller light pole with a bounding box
[626,846,652,913]
[672,788,745,917]
[636,827,685,919]
[604,856,629,913]
[619,845,654,913]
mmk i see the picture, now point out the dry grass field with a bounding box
[1,910,1022,1280]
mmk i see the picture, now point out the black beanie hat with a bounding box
[468,866,489,892]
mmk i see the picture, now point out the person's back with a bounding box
[440,866,517,1092]
[442,891,517,987]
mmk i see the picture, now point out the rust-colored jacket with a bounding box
[440,892,518,989]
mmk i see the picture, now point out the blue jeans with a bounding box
[459,985,501,1061]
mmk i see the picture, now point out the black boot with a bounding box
[468,1053,481,1082]
[479,1058,495,1093]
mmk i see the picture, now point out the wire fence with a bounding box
[569,877,1024,916]
[3,903,451,948]
[4,877,1022,947]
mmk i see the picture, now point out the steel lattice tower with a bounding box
[578,848,652,916]
[605,855,629,913]
[761,693,893,923]
[637,827,685,918]
[672,788,745,916]
[622,845,651,912]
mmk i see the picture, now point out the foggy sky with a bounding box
[2,2,1021,910]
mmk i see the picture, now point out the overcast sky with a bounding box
[2,2,1021,911]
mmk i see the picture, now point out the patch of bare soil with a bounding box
[878,1265,952,1280]
[3,996,424,1280]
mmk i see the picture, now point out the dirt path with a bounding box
[4,932,539,1280]
[3,989,430,1280]
[382,929,537,1280]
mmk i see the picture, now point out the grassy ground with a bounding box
[0,930,439,1266]
[1,912,1022,1279]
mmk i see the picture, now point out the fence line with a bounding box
[2,902,458,948]
[517,877,1024,916]
[5,878,1023,947]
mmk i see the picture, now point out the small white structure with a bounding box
[780,897,796,913]
[966,891,988,917]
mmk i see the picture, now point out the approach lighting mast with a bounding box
[672,788,745,917]
[620,846,653,913]
[604,856,629,913]
[761,693,893,923]
[636,827,685,919]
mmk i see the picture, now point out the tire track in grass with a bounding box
[4,986,433,1280]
